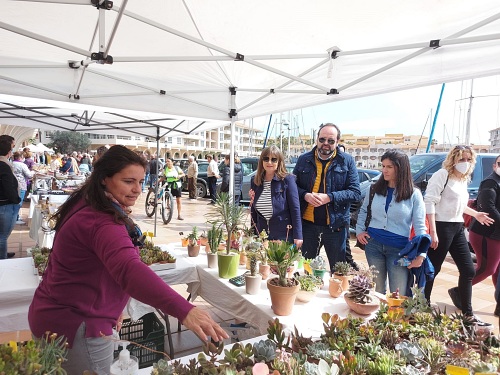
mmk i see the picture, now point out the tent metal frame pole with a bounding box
[154,126,160,237]
[229,89,236,201]
[104,0,128,57]
[0,75,68,96]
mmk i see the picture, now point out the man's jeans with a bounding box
[365,237,410,295]
[301,220,346,273]
[0,204,20,259]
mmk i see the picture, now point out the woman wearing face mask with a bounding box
[467,155,500,316]
[423,145,493,325]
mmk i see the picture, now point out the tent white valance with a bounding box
[0,0,500,133]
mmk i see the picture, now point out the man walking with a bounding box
[149,155,158,189]
[293,123,360,272]
[206,154,220,204]
[187,156,198,199]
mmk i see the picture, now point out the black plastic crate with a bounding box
[114,313,165,369]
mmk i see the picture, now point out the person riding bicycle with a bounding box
[160,158,185,220]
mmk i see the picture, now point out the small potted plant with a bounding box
[179,231,189,247]
[386,288,408,307]
[333,261,352,292]
[245,251,262,295]
[199,230,208,247]
[344,274,380,315]
[296,273,322,303]
[310,255,327,280]
[206,223,223,268]
[266,240,301,316]
[187,226,200,257]
[256,230,271,280]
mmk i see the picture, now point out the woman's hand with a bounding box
[249,189,255,205]
[356,231,370,245]
[429,231,439,249]
[475,211,494,226]
[116,313,124,331]
[182,307,229,343]
[408,255,424,269]
[294,239,303,249]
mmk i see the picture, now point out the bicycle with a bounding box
[145,180,175,224]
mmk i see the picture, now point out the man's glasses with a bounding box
[263,157,278,163]
[318,137,336,145]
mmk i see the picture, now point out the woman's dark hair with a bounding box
[373,149,414,202]
[52,145,146,230]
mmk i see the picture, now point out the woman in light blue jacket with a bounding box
[356,150,426,296]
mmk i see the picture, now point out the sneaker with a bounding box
[448,287,462,310]
[465,314,492,327]
[7,252,15,258]
[15,220,26,225]
[208,201,215,205]
[178,216,184,221]
[350,261,360,271]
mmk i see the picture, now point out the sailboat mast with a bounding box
[465,79,474,146]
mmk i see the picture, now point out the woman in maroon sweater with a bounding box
[29,145,227,374]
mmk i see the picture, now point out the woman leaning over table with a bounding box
[250,145,303,248]
[356,149,427,296]
[423,145,493,326]
[28,145,228,375]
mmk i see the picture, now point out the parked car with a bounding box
[358,168,381,183]
[349,152,498,232]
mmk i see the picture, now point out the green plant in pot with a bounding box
[245,250,262,295]
[206,222,223,268]
[333,261,352,292]
[310,255,328,280]
[186,226,200,257]
[296,273,322,303]
[208,192,246,278]
[266,240,301,316]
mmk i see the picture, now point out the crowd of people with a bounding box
[2,122,500,371]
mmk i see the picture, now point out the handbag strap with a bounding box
[364,184,375,229]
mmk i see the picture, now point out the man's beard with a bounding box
[317,147,334,159]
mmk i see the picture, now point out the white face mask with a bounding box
[495,167,500,177]
[455,161,470,174]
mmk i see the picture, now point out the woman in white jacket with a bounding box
[424,145,493,325]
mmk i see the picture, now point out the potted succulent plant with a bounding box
[310,255,328,280]
[206,222,223,268]
[179,231,189,247]
[386,288,408,307]
[245,250,262,295]
[266,240,301,316]
[344,274,380,315]
[333,261,352,292]
[209,192,246,279]
[187,226,200,257]
[296,273,322,303]
[199,230,208,247]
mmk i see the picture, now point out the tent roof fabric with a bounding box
[1,0,500,134]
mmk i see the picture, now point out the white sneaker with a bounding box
[15,220,26,225]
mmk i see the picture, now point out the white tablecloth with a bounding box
[0,258,39,332]
[29,194,69,219]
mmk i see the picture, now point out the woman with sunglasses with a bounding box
[424,145,493,325]
[250,146,302,247]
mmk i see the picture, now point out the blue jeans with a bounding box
[149,174,158,189]
[0,204,20,259]
[142,172,150,191]
[365,237,410,295]
[301,220,346,273]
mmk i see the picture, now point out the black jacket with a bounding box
[0,161,21,205]
[470,172,500,240]
[220,162,243,194]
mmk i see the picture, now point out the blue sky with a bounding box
[251,76,500,147]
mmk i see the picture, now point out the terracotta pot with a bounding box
[199,237,208,246]
[181,238,189,247]
[217,252,239,279]
[239,251,247,266]
[296,289,318,303]
[259,263,271,280]
[344,294,380,315]
[207,253,218,268]
[204,243,211,253]
[329,277,343,298]
[334,273,350,292]
[245,274,262,295]
[187,244,200,257]
[267,277,300,316]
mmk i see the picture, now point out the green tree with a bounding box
[47,131,91,154]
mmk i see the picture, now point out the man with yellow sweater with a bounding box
[293,123,360,273]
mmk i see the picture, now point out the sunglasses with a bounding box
[263,157,278,163]
[454,145,471,151]
[318,137,336,145]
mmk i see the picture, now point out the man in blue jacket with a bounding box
[293,123,360,273]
